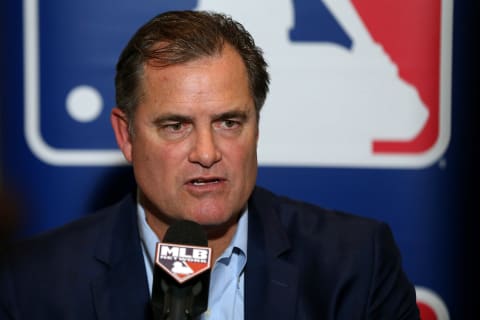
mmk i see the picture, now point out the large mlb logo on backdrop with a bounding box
[23,0,452,168]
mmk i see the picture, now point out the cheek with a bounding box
[133,146,181,199]
[131,137,172,177]
[229,138,258,177]
[243,133,259,163]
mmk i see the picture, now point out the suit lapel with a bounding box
[88,187,299,319]
[245,187,299,320]
[91,193,152,320]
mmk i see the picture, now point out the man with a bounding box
[0,10,419,319]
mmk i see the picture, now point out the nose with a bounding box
[188,128,222,168]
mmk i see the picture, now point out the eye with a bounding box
[222,119,238,129]
[157,121,193,140]
[165,122,183,132]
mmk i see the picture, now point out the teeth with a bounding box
[192,179,219,185]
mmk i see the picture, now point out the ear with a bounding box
[111,107,133,163]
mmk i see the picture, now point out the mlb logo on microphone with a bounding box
[24,0,452,168]
[155,243,212,284]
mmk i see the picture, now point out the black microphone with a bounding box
[151,220,212,320]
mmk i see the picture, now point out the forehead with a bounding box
[143,44,247,82]
[139,45,254,113]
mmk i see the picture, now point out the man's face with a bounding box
[113,45,258,228]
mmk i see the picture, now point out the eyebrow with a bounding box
[152,108,251,126]
[152,113,192,124]
[212,109,249,122]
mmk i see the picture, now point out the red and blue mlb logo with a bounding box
[23,0,452,168]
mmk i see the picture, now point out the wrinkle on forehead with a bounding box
[140,45,251,112]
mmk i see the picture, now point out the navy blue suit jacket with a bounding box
[0,186,419,319]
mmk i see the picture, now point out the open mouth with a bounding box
[190,178,222,186]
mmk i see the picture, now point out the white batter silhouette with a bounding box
[196,0,429,166]
[171,261,194,275]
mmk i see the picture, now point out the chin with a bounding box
[189,210,237,228]
[191,215,229,227]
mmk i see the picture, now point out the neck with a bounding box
[203,221,239,262]
[140,197,241,263]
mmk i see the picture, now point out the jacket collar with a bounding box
[245,187,299,320]
[89,186,299,319]
[91,192,152,320]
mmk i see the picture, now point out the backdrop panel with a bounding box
[1,0,478,319]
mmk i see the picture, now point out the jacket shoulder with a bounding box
[251,186,384,236]
[1,192,137,267]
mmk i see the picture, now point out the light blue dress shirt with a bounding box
[137,204,248,320]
